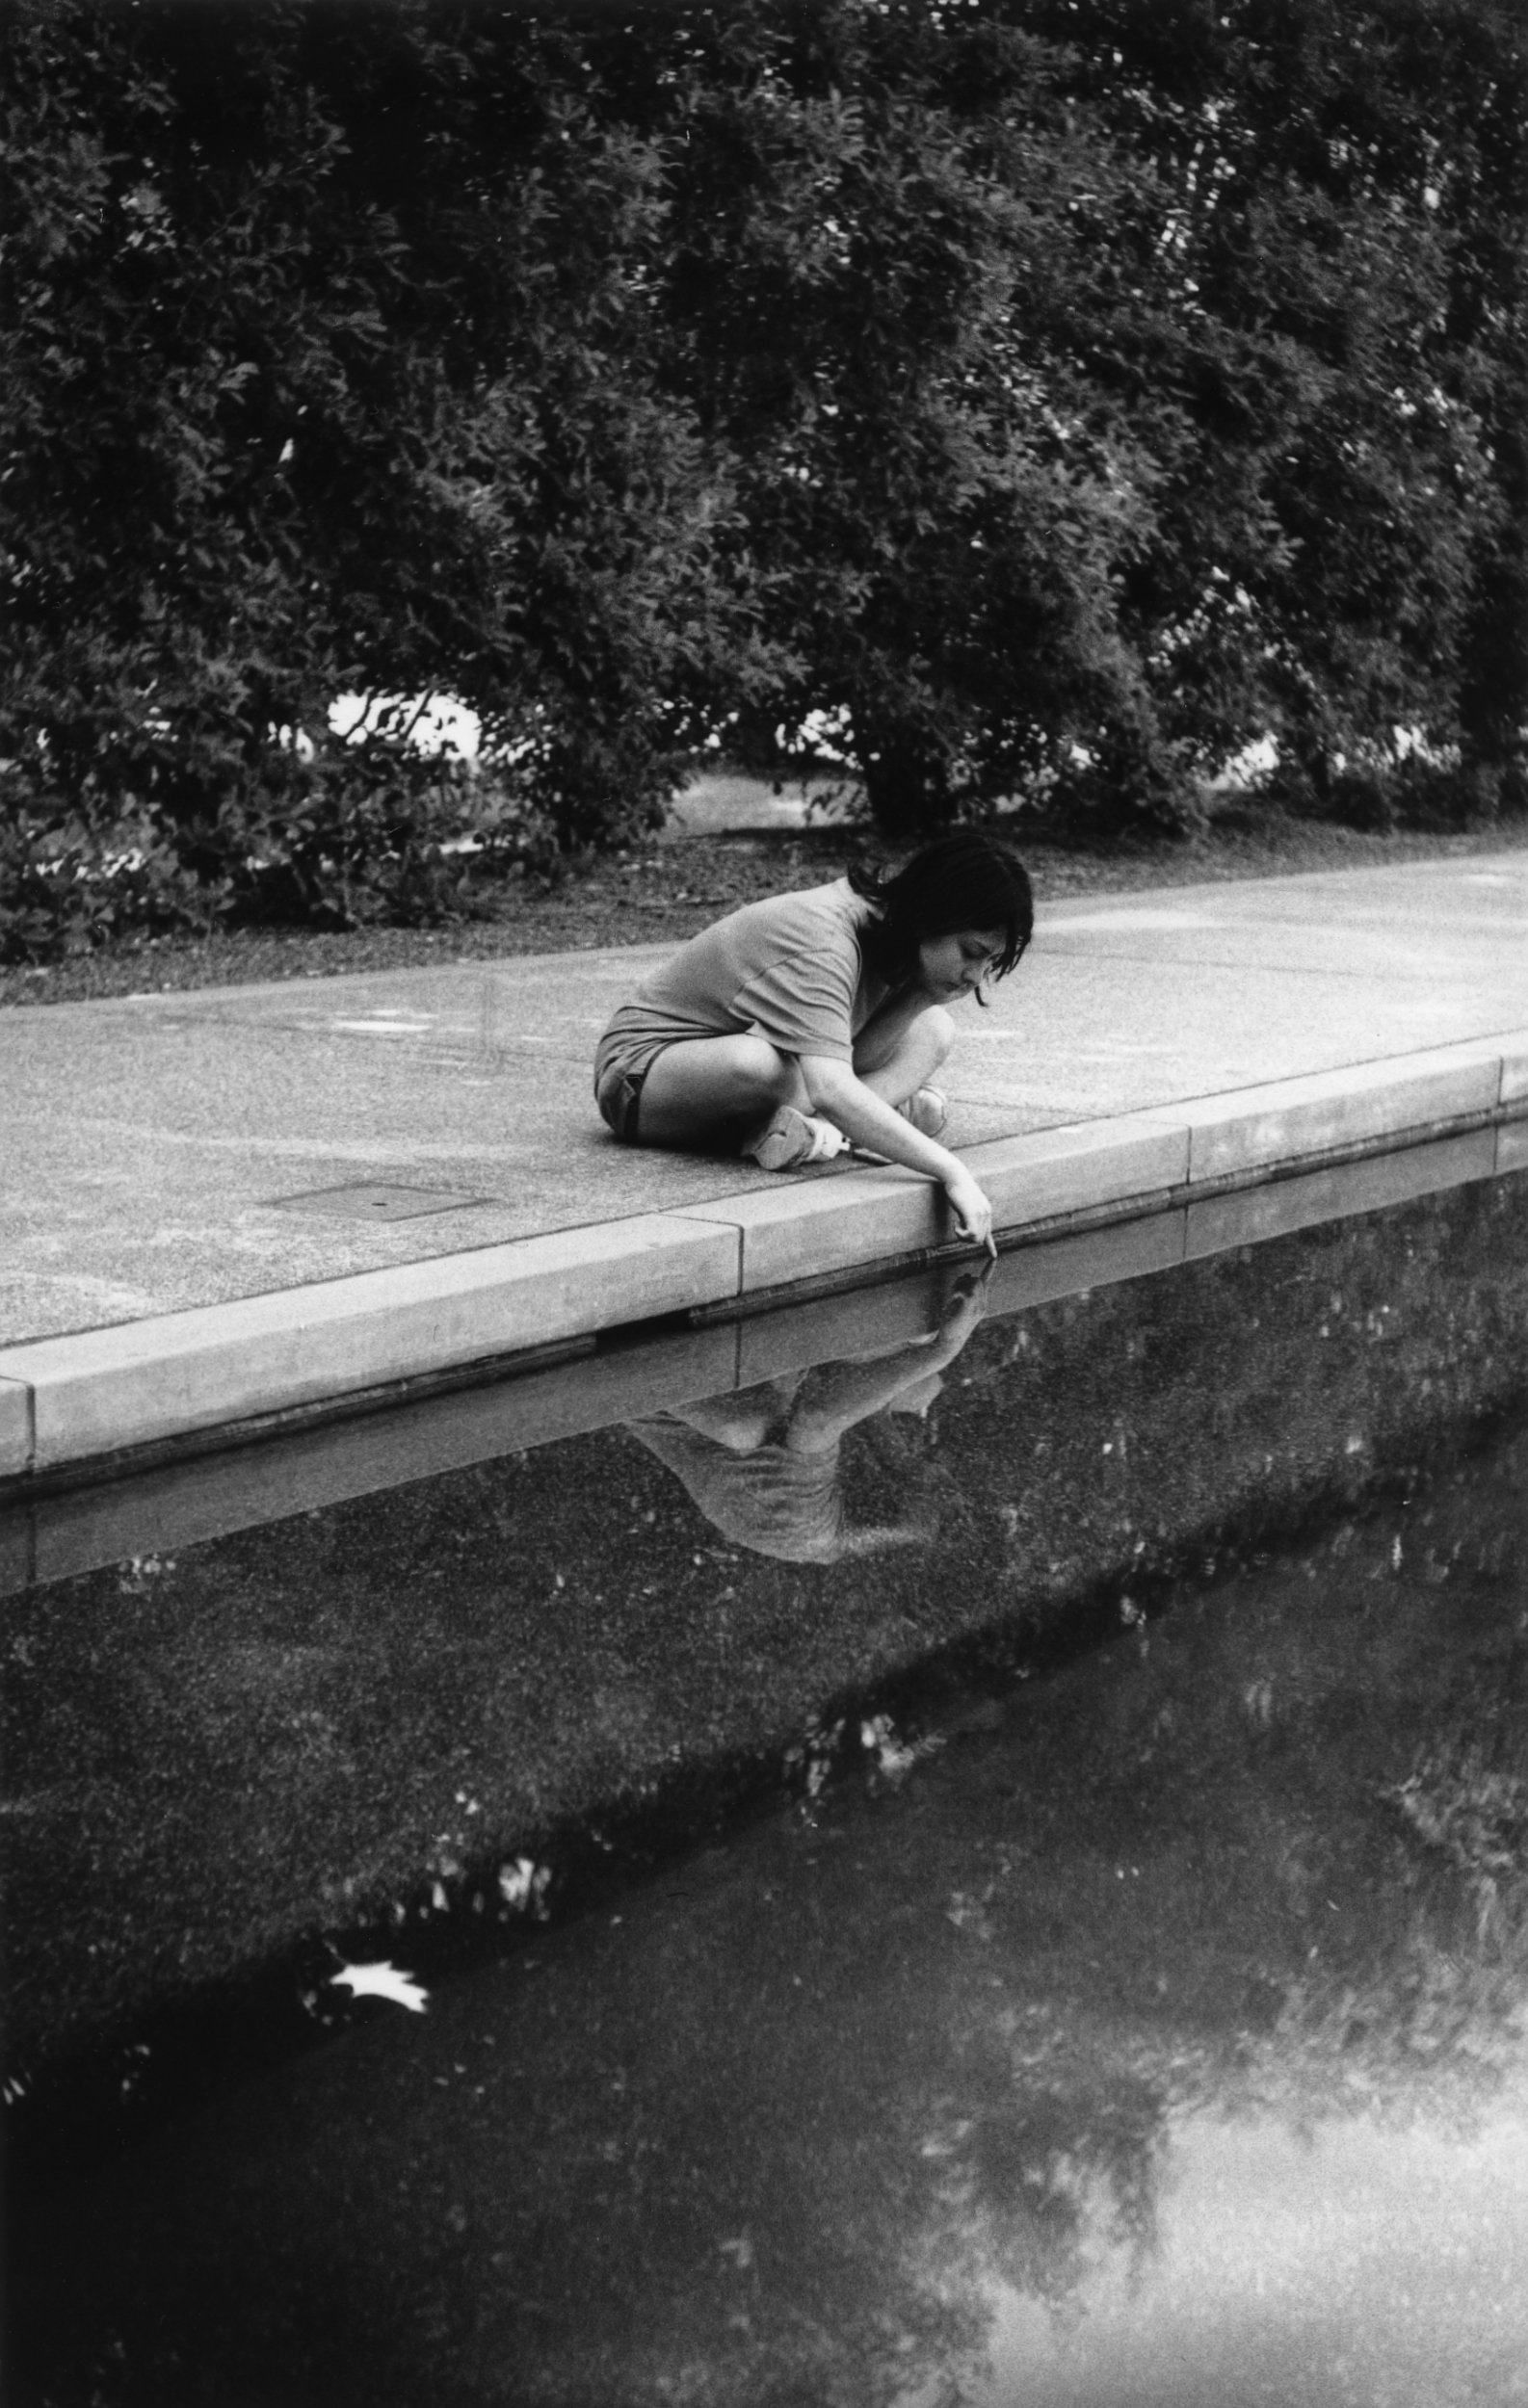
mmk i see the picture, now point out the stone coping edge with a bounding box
[1,1034,1525,1483]
[0,1121,1513,1598]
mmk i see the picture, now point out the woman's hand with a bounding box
[799,1060,1000,1256]
[942,1165,997,1258]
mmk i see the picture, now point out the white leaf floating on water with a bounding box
[497,1857,551,1916]
[329,1959,430,2013]
[860,1714,918,1780]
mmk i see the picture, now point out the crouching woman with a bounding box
[593,830,1034,1255]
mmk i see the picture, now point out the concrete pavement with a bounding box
[2,850,1525,1479]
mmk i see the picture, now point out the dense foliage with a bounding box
[4,0,1525,951]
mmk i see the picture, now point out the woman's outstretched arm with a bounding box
[782,1268,991,1449]
[798,1054,996,1253]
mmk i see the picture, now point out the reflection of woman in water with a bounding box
[628,1272,988,1563]
[594,832,1033,1256]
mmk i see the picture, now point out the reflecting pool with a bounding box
[5,1166,1528,2406]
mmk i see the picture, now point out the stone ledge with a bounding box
[676,1115,1190,1292]
[967,1115,1191,1232]
[736,1210,1188,1388]
[1500,1031,1528,1108]
[0,1379,32,1481]
[0,1215,740,1472]
[1178,1046,1505,1179]
[0,1317,744,1599]
[1184,1128,1500,1260]
[2,1042,1523,1483]
[675,1161,945,1291]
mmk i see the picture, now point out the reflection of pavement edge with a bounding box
[2,1034,1526,1482]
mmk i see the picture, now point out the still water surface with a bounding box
[6,1173,1528,2406]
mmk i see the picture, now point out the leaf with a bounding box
[329,1958,430,2012]
[497,1857,551,1917]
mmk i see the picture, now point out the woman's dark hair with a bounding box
[850,831,1034,992]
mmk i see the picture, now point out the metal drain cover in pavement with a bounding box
[269,1183,492,1222]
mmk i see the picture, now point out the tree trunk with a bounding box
[855,722,958,842]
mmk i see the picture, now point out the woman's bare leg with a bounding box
[636,1034,808,1149]
[662,1374,801,1451]
[634,1000,952,1149]
[851,996,955,1107]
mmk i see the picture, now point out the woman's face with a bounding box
[916,925,1008,1004]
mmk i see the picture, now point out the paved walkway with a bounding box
[2,851,1525,1479]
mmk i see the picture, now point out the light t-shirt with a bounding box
[626,1413,849,1562]
[599,877,890,1064]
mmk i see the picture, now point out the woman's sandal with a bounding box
[742,1106,850,1171]
[901,1086,948,1139]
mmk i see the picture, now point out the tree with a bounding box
[647,3,1174,831]
[0,0,761,939]
[5,0,1523,949]
[1018,0,1526,821]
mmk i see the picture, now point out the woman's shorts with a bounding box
[593,1026,675,1144]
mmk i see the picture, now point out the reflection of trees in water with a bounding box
[590,1374,1528,2404]
[647,1417,1528,2405]
[935,2080,1165,2335]
[1392,1715,1528,1959]
[1199,1474,1528,2132]
[19,1367,1528,2408]
[1273,1680,1528,2121]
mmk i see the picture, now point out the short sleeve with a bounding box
[731,933,860,1060]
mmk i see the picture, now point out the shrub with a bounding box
[0,0,751,951]
[0,802,217,966]
[3,0,1523,946]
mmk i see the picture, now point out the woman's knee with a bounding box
[634,1033,796,1146]
[921,1006,957,1067]
[731,1036,797,1108]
